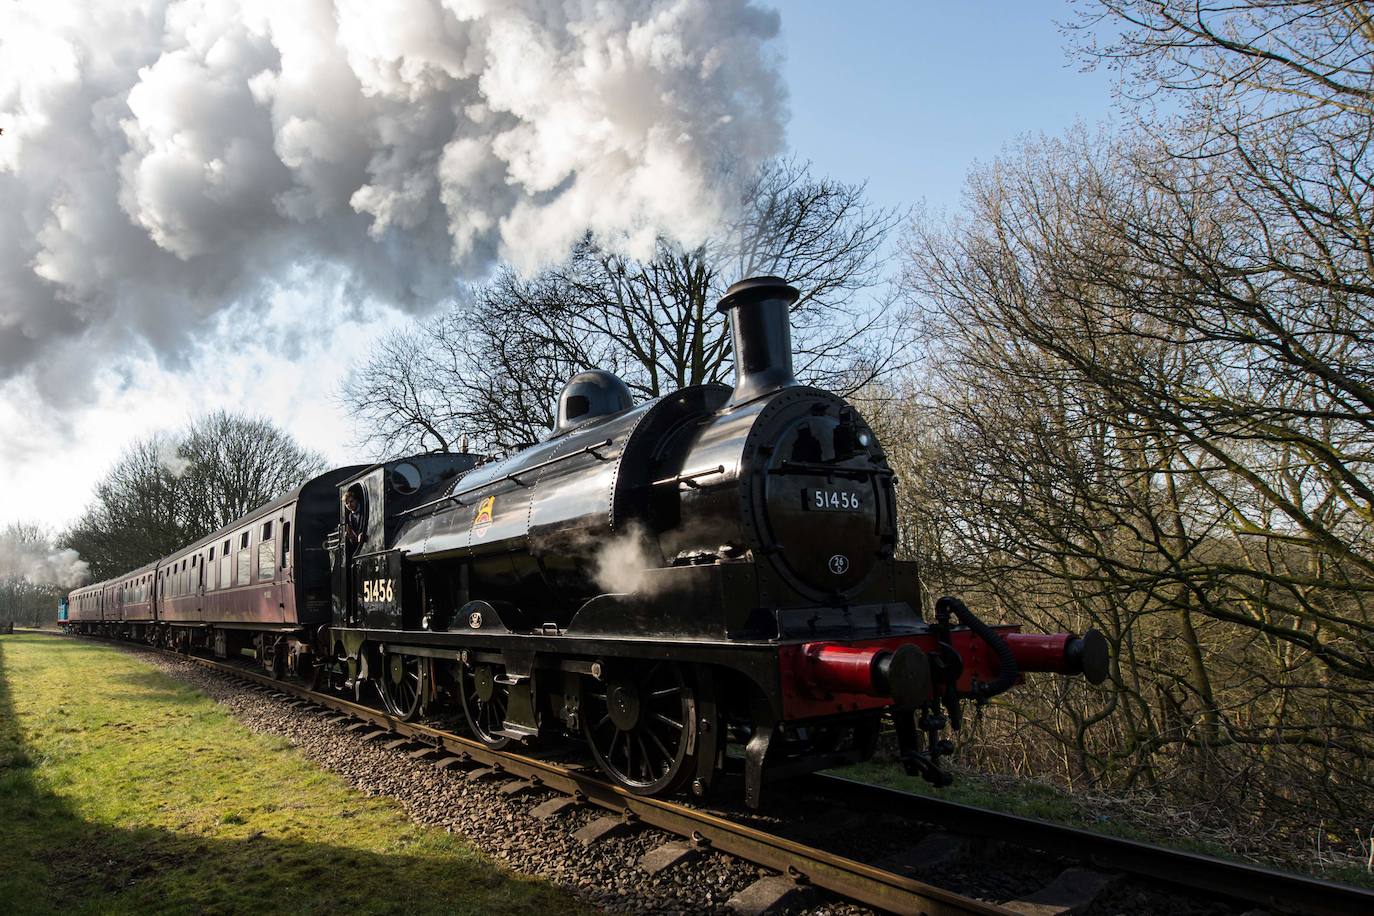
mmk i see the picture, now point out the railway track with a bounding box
[802,775,1373,916]
[22,631,1374,915]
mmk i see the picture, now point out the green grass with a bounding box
[835,758,1173,841]
[0,633,583,915]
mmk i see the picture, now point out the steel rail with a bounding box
[163,647,1009,916]
[808,774,1374,916]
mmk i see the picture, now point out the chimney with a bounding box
[716,276,799,407]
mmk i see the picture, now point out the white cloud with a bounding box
[0,0,787,406]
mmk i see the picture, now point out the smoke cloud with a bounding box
[0,0,786,403]
[0,532,90,589]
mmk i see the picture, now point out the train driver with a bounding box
[343,486,367,553]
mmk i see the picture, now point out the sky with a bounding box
[2,1,1117,534]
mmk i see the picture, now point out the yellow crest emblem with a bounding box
[472,496,495,538]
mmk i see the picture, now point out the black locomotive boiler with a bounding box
[317,276,1108,805]
[66,276,1106,807]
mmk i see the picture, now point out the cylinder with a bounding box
[803,642,931,708]
[805,644,880,695]
[716,276,799,406]
[1006,630,1109,684]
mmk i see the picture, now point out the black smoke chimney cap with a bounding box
[716,276,800,406]
[716,275,799,313]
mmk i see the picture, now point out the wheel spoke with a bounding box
[608,727,622,763]
[635,733,653,780]
[461,668,510,748]
[645,726,672,762]
[582,662,690,794]
[653,712,684,730]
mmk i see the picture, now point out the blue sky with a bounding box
[780,1,1116,215]
[6,1,1124,531]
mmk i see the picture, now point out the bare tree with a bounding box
[62,436,189,581]
[178,411,330,533]
[62,412,327,580]
[1071,1,1374,121]
[342,158,906,455]
[896,0,1374,840]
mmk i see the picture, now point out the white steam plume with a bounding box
[0,533,90,589]
[0,0,786,403]
[592,521,674,597]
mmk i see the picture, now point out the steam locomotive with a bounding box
[65,276,1107,806]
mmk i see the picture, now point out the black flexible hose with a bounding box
[935,595,1019,702]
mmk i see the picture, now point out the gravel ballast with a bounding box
[129,648,869,915]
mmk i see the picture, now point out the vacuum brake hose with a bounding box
[935,595,1019,702]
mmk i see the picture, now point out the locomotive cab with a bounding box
[329,454,485,630]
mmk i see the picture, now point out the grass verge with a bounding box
[0,633,583,915]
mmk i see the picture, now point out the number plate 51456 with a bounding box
[805,488,863,512]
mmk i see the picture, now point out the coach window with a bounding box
[258,521,275,580]
[281,521,291,569]
[237,531,252,586]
